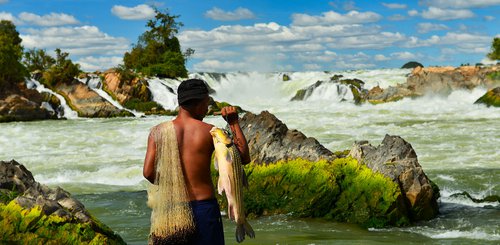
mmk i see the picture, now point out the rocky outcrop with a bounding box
[0,160,125,244]
[348,135,440,221]
[0,83,57,123]
[102,71,151,105]
[238,111,335,164]
[291,75,366,104]
[56,79,133,117]
[401,61,423,69]
[368,65,500,103]
[474,87,500,107]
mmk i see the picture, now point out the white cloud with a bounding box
[390,51,420,60]
[20,25,130,56]
[0,11,17,23]
[419,0,500,9]
[382,3,407,9]
[193,59,248,72]
[404,32,491,54]
[76,56,123,71]
[0,0,8,4]
[417,22,449,33]
[374,54,390,61]
[484,15,495,21]
[388,14,407,21]
[304,63,322,70]
[205,7,256,21]
[111,4,155,20]
[192,49,240,59]
[18,12,79,26]
[408,10,419,16]
[292,10,381,26]
[421,7,475,20]
[335,60,376,69]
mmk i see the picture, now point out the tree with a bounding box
[123,8,190,78]
[0,20,27,88]
[23,48,56,72]
[42,48,81,87]
[487,37,500,61]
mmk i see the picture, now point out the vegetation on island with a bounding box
[0,20,28,90]
[487,37,500,61]
[401,61,423,69]
[123,8,193,78]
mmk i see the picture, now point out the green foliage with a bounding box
[486,71,500,81]
[42,49,81,87]
[124,98,164,112]
[0,201,125,244]
[23,48,56,72]
[0,187,20,204]
[114,64,136,83]
[487,37,500,60]
[401,61,423,69]
[123,9,189,78]
[0,20,28,88]
[213,157,409,228]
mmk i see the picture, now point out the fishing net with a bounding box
[147,121,195,244]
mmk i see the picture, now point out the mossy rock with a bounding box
[282,74,291,81]
[0,201,125,244]
[291,89,307,101]
[474,87,500,107]
[213,157,409,228]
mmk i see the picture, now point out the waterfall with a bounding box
[78,75,144,117]
[147,77,179,110]
[26,79,79,119]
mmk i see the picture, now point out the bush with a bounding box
[42,49,81,87]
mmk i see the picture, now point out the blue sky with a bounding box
[1,0,499,72]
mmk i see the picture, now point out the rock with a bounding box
[368,65,500,104]
[348,135,440,221]
[55,79,133,117]
[103,72,151,105]
[238,111,335,164]
[291,76,367,104]
[0,87,55,122]
[282,73,291,81]
[401,61,423,69]
[291,80,323,101]
[474,87,500,107]
[0,159,125,244]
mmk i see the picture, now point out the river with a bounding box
[0,69,498,244]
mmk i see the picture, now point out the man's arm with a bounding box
[221,106,251,165]
[143,132,156,183]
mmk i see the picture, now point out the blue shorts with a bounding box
[188,198,225,245]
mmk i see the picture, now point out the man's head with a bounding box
[177,78,210,119]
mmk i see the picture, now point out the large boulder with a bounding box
[474,87,500,107]
[55,79,133,117]
[290,75,366,104]
[238,111,335,164]
[0,160,125,244]
[348,135,440,221]
[0,94,53,122]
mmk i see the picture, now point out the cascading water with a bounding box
[25,78,79,119]
[147,77,179,110]
[78,75,144,117]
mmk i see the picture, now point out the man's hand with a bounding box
[221,106,239,125]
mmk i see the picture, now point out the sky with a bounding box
[1,0,499,72]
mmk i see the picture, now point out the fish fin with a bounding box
[217,177,224,195]
[214,155,219,170]
[236,221,255,243]
[242,168,249,188]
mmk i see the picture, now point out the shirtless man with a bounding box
[143,78,250,244]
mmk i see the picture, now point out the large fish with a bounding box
[210,127,255,243]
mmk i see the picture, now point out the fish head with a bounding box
[210,127,233,146]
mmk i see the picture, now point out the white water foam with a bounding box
[147,77,179,110]
[26,79,79,119]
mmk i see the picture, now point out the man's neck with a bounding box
[177,107,203,121]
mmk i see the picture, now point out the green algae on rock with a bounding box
[474,87,500,107]
[0,160,125,244]
[214,157,409,228]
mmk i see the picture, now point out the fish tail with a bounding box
[235,221,255,243]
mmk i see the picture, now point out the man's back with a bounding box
[173,117,215,201]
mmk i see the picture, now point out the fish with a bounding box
[210,127,255,243]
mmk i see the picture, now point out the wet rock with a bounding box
[474,87,500,107]
[0,159,125,244]
[55,79,133,117]
[239,111,335,164]
[348,135,440,221]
